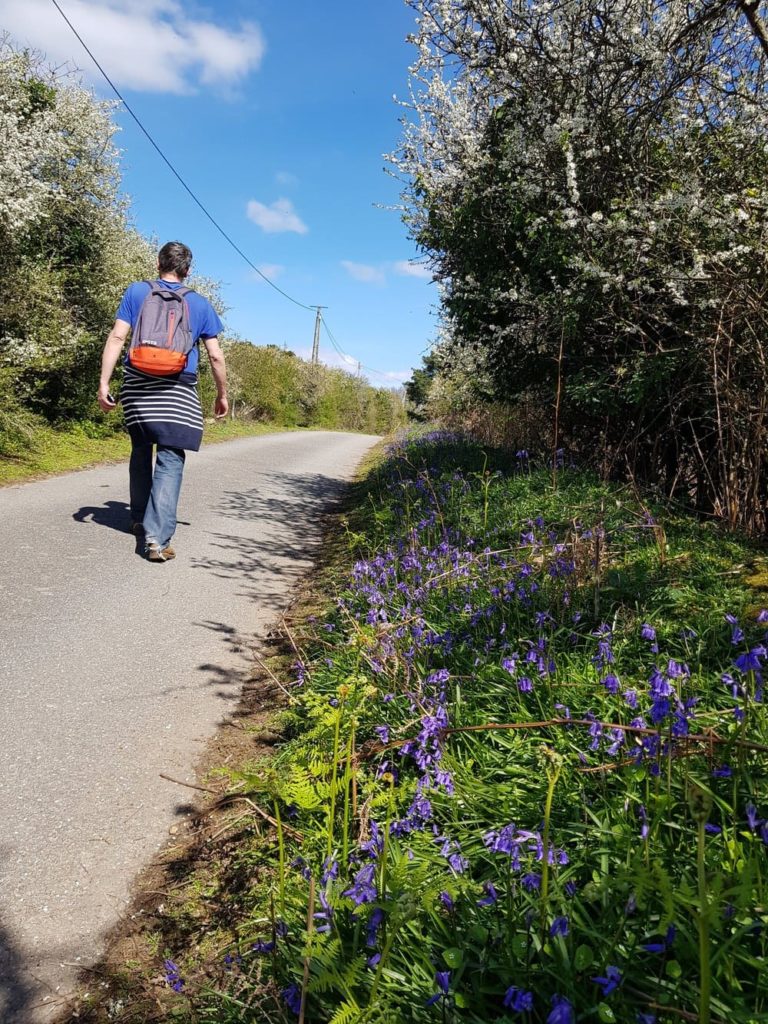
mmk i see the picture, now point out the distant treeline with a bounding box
[0,44,403,459]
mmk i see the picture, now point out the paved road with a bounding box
[0,430,379,1022]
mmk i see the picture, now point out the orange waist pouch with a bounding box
[129,346,186,376]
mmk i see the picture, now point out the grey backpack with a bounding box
[127,282,194,376]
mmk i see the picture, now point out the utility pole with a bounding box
[311,306,326,365]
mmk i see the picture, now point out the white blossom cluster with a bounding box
[0,41,155,420]
[0,42,119,237]
[393,1,768,400]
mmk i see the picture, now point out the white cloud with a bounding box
[3,0,265,94]
[340,260,386,285]
[393,260,432,280]
[295,347,355,371]
[373,369,411,383]
[275,170,299,187]
[250,264,285,283]
[295,347,409,384]
[246,198,308,234]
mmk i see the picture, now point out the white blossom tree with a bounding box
[395,1,768,529]
[0,40,155,432]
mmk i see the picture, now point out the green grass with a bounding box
[0,417,298,486]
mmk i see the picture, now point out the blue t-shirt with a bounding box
[115,280,223,379]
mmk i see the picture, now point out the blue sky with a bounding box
[5,0,437,385]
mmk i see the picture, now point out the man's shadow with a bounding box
[72,502,191,557]
[73,500,132,534]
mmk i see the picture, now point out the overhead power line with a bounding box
[321,318,397,384]
[48,0,317,312]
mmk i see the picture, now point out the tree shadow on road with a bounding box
[0,911,36,1024]
[192,620,253,701]
[190,471,348,610]
[188,471,350,702]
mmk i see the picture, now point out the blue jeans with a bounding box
[129,443,186,549]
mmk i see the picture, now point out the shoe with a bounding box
[131,522,145,536]
[147,543,176,562]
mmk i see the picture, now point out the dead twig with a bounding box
[159,772,220,795]
[242,797,304,843]
[252,650,293,697]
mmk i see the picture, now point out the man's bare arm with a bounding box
[203,336,228,418]
[98,319,130,412]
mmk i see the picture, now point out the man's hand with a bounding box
[203,337,228,420]
[98,320,129,412]
[97,386,117,413]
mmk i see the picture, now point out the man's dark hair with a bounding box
[158,241,193,279]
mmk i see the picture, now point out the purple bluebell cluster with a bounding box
[163,959,184,992]
[263,434,768,1022]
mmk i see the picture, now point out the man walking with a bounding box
[97,241,228,561]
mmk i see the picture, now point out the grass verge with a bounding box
[60,431,768,1024]
[0,418,297,486]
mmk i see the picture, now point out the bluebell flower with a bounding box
[649,696,671,724]
[484,823,516,855]
[477,882,499,906]
[643,924,676,953]
[439,891,455,911]
[638,804,649,840]
[342,863,377,905]
[602,673,620,694]
[366,908,384,947]
[522,872,541,892]
[550,915,569,937]
[320,857,339,885]
[712,764,732,778]
[547,994,574,1024]
[282,983,302,1015]
[313,891,333,934]
[361,820,384,859]
[746,802,760,831]
[503,986,534,1011]
[163,958,184,992]
[666,659,689,679]
[426,970,451,1006]
[592,965,622,996]
[641,623,656,642]
[252,939,276,953]
[735,646,766,674]
[375,725,390,745]
[367,952,381,968]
